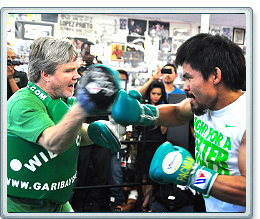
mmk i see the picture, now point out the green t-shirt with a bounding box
[7,87,54,142]
[7,85,79,211]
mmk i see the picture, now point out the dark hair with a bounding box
[163,63,177,74]
[117,69,129,80]
[175,33,246,90]
[80,40,94,52]
[145,80,168,105]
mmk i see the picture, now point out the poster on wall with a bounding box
[209,26,223,36]
[159,37,172,53]
[233,28,245,45]
[68,37,90,51]
[15,21,54,40]
[171,26,191,54]
[124,51,144,68]
[58,14,93,39]
[209,26,233,41]
[111,43,125,61]
[128,19,147,36]
[126,36,145,52]
[120,18,127,30]
[159,37,173,62]
[93,15,120,45]
[223,27,232,40]
[148,21,169,38]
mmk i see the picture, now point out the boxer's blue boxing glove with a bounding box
[87,120,121,153]
[112,89,159,126]
[149,142,218,195]
[76,64,121,115]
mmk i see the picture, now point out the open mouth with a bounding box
[68,84,74,90]
[185,91,195,99]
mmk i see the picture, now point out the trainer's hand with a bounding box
[76,64,121,115]
[149,141,218,195]
[112,89,159,126]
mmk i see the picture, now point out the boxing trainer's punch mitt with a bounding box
[76,64,121,115]
[87,120,121,153]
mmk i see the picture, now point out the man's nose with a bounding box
[183,84,190,91]
[73,72,81,80]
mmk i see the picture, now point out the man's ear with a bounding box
[213,67,222,84]
[41,71,51,82]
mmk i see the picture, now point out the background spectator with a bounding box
[7,47,28,100]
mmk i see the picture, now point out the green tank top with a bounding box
[7,82,80,204]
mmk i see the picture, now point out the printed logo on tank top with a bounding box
[194,117,231,175]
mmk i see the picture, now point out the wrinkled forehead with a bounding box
[56,59,80,71]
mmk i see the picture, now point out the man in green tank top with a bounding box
[7,36,121,212]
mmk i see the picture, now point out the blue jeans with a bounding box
[109,152,125,205]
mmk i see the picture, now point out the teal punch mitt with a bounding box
[112,89,159,127]
[87,120,121,153]
[149,141,218,195]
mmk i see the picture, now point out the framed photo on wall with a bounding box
[233,28,245,45]
[148,20,169,38]
[15,21,54,40]
[111,43,125,61]
[128,19,147,36]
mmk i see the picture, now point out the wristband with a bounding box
[187,164,218,195]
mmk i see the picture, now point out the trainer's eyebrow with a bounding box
[64,67,77,72]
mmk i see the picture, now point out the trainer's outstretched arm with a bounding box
[38,103,86,154]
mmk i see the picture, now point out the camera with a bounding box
[7,59,23,66]
[161,68,172,74]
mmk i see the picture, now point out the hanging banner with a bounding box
[58,14,93,39]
